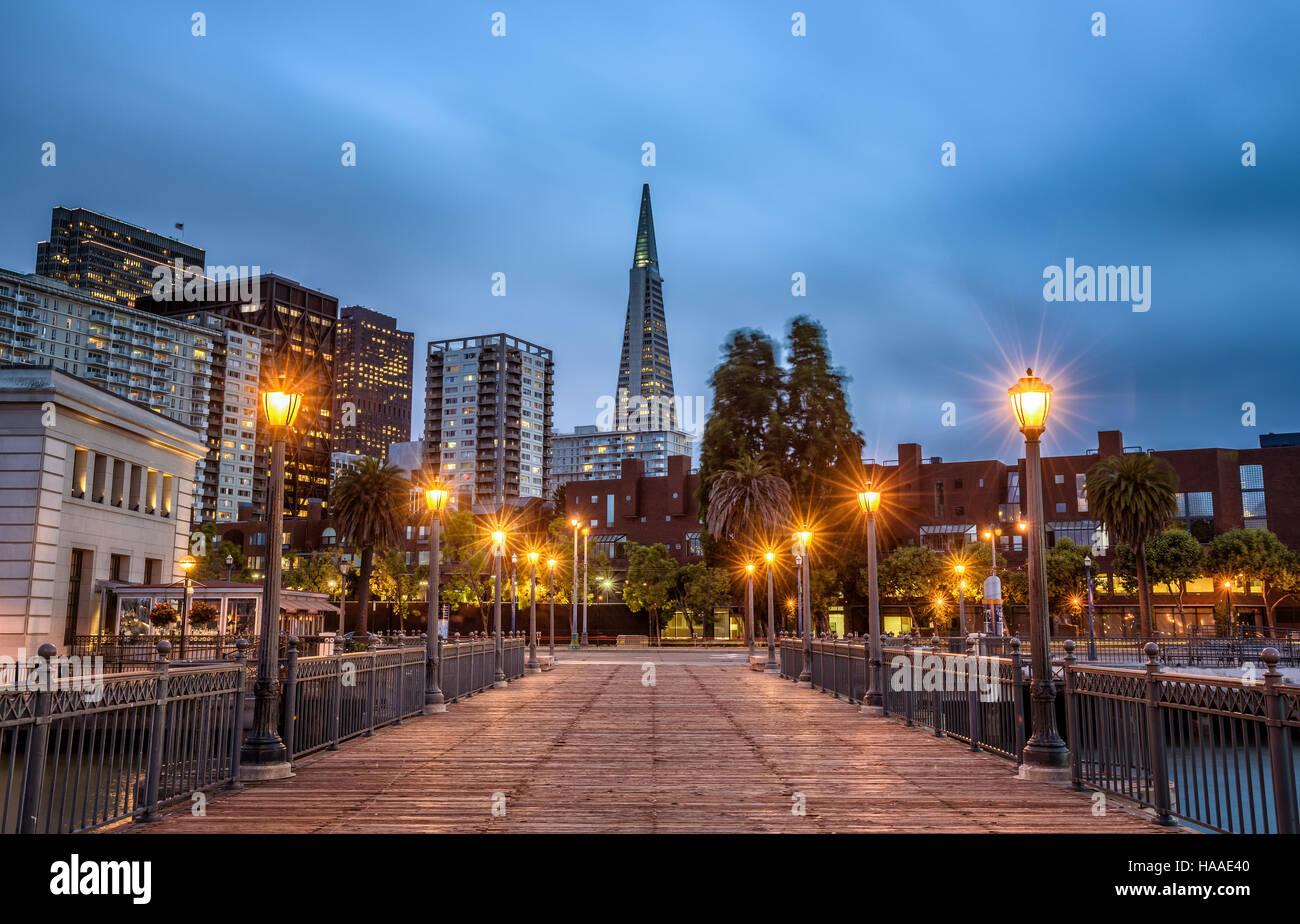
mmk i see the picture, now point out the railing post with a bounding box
[932,652,946,738]
[393,645,405,726]
[903,636,915,728]
[1262,648,1297,834]
[138,640,171,823]
[364,650,378,736]
[281,637,299,762]
[328,653,342,751]
[19,642,58,833]
[227,638,250,790]
[1062,640,1084,789]
[966,636,981,752]
[1142,642,1175,826]
[879,635,891,716]
[1010,637,1025,762]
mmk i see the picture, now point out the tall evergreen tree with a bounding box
[777,316,865,507]
[698,329,784,522]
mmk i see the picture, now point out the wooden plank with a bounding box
[120,658,1174,834]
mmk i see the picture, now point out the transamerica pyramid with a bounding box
[616,183,676,430]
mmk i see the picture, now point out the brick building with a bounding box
[563,455,702,567]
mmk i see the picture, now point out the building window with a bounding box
[109,553,129,582]
[1075,473,1088,513]
[685,532,703,557]
[71,448,88,498]
[1172,491,1215,541]
[933,481,944,518]
[1054,473,1065,484]
[1240,465,1266,530]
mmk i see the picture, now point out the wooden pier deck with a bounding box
[123,652,1167,834]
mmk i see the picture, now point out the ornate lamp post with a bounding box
[423,481,449,713]
[225,554,234,581]
[581,527,589,646]
[547,558,557,660]
[983,526,1003,570]
[178,554,197,660]
[794,529,812,686]
[337,558,351,636]
[764,551,779,673]
[1224,580,1234,633]
[744,563,756,660]
[1009,367,1070,778]
[527,550,541,673]
[955,563,967,635]
[492,529,507,687]
[241,377,301,780]
[569,518,580,649]
[1084,554,1098,660]
[857,483,884,712]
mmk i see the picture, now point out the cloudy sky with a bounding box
[2,0,1296,465]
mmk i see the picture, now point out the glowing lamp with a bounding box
[857,483,882,514]
[179,554,197,574]
[527,550,539,565]
[261,383,302,429]
[424,482,450,513]
[1009,367,1053,437]
[764,551,775,564]
[746,563,755,574]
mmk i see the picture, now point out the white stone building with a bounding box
[0,367,206,657]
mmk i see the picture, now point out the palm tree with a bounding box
[705,454,792,647]
[1085,454,1178,636]
[705,454,793,544]
[330,457,410,642]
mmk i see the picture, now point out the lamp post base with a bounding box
[1016,763,1072,785]
[240,761,294,782]
[493,680,509,689]
[860,700,885,716]
[527,664,542,674]
[423,702,447,715]
[764,656,780,674]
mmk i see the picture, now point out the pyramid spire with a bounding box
[632,183,658,270]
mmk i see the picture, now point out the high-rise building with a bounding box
[35,207,205,308]
[143,274,338,520]
[551,184,698,496]
[423,333,553,509]
[616,183,676,430]
[0,269,216,431]
[548,425,695,496]
[333,305,413,461]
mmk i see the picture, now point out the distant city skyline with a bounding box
[2,1,1297,466]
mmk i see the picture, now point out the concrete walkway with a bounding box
[123,651,1166,834]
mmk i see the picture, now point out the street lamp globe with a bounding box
[1008,367,1053,437]
[424,481,449,513]
[260,380,303,429]
[764,550,775,565]
[528,550,540,566]
[179,555,197,574]
[857,483,881,514]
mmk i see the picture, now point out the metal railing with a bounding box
[1064,642,1300,834]
[1,642,246,834]
[779,631,1300,832]
[2,632,534,833]
[898,634,1300,669]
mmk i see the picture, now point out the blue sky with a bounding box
[2,0,1297,464]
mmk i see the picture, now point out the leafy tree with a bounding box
[623,543,680,640]
[329,457,410,640]
[1146,530,1205,631]
[1045,538,1089,618]
[1085,454,1178,635]
[189,521,252,582]
[698,329,785,522]
[371,547,427,627]
[871,546,944,626]
[1205,528,1300,630]
[680,564,734,636]
[283,551,341,594]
